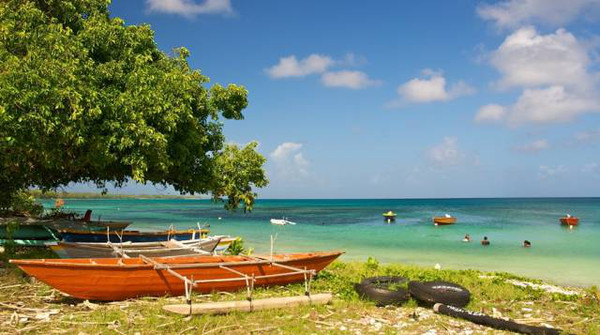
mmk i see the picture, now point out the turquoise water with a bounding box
[41,198,600,287]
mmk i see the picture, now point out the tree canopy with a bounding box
[0,0,268,211]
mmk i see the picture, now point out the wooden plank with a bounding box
[163,293,333,315]
[250,255,314,274]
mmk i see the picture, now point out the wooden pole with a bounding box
[163,293,333,315]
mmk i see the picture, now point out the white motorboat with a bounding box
[270,218,297,225]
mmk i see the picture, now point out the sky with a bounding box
[70,0,600,198]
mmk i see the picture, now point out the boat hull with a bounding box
[559,217,579,226]
[50,238,221,259]
[11,251,343,301]
[0,224,59,245]
[59,228,209,243]
[433,217,456,225]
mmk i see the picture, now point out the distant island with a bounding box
[30,190,205,200]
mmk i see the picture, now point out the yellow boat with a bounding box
[433,214,456,226]
[383,211,397,222]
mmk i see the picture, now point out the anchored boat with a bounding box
[50,237,222,259]
[559,214,579,226]
[11,251,343,301]
[433,214,456,226]
[383,211,397,223]
[0,223,59,246]
[59,228,209,243]
[270,218,296,225]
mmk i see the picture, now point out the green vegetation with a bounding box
[1,249,598,334]
[0,0,268,212]
[0,190,43,216]
[226,238,253,256]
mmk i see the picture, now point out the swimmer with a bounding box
[481,236,490,246]
[463,234,470,242]
[523,240,531,248]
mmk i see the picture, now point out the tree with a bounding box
[0,0,268,211]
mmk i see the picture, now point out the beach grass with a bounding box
[0,249,598,334]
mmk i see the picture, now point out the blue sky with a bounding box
[71,0,600,198]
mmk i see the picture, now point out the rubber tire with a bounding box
[408,281,470,307]
[354,276,409,306]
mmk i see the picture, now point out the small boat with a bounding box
[383,211,397,223]
[214,236,237,253]
[433,214,456,226]
[50,237,222,259]
[0,223,59,246]
[270,218,296,225]
[11,251,343,301]
[559,214,579,226]
[59,228,209,243]
[63,210,132,230]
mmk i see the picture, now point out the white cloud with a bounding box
[513,139,549,152]
[509,86,597,124]
[265,54,333,78]
[476,27,600,124]
[269,142,309,179]
[397,70,475,103]
[538,165,566,179]
[426,137,466,167]
[321,71,381,89]
[475,104,507,123]
[582,163,600,177]
[338,53,367,67]
[574,129,600,144]
[477,0,600,29]
[490,27,592,91]
[146,0,232,17]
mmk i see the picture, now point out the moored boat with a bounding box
[559,214,579,226]
[270,218,296,225]
[59,228,209,243]
[0,223,59,246]
[75,210,132,230]
[214,236,237,253]
[383,211,397,223]
[433,214,456,226]
[11,251,344,301]
[50,237,222,258]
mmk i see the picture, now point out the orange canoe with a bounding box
[559,216,579,226]
[11,251,343,301]
[433,217,456,225]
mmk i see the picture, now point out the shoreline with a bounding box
[34,194,600,200]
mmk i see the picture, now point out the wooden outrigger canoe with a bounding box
[50,237,222,259]
[11,251,343,301]
[59,228,209,243]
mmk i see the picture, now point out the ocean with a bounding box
[41,198,600,287]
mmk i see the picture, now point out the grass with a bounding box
[0,250,598,334]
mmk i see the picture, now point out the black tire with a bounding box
[354,276,409,306]
[408,281,470,307]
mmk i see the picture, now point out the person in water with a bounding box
[523,240,531,248]
[463,234,470,242]
[481,236,490,246]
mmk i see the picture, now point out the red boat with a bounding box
[11,251,343,301]
[559,215,579,226]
